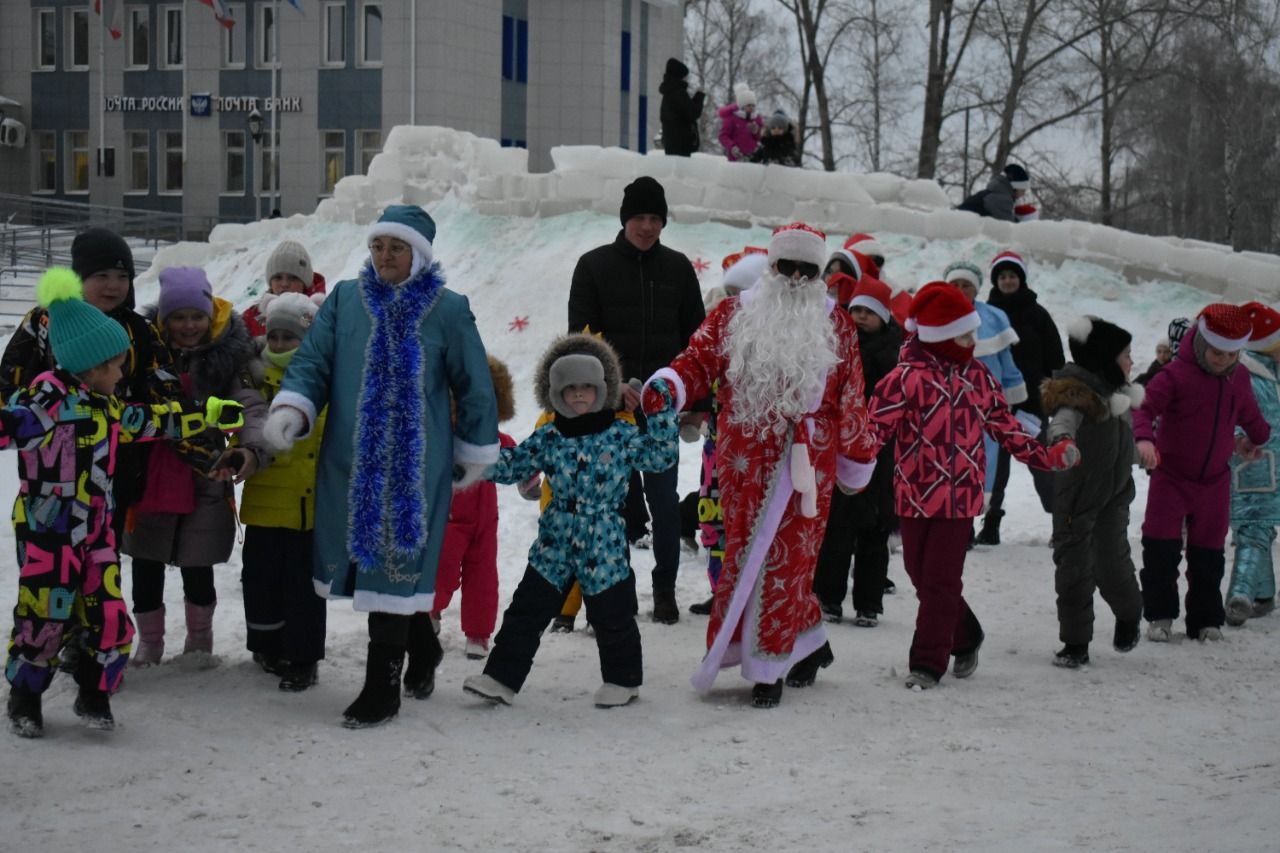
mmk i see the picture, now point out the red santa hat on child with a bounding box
[1015,203,1040,222]
[906,281,981,342]
[1242,301,1280,352]
[990,250,1028,287]
[844,232,886,264]
[1197,304,1252,352]
[769,222,828,270]
[850,276,894,324]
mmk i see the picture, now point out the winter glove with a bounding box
[517,474,543,501]
[203,396,245,432]
[678,411,707,443]
[642,379,674,416]
[263,406,307,454]
[210,447,258,483]
[1047,438,1081,471]
[1235,434,1263,461]
[1135,439,1160,470]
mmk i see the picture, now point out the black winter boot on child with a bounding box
[403,612,444,700]
[73,658,114,731]
[1053,644,1090,668]
[974,509,1004,546]
[1113,618,1141,653]
[7,686,43,738]
[342,642,405,729]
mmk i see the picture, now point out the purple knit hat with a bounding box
[158,266,214,321]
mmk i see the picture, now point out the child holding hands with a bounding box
[463,333,677,708]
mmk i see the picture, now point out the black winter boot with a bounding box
[1113,619,1141,653]
[403,613,444,700]
[974,510,1004,546]
[651,588,679,624]
[751,679,783,709]
[1053,644,1090,669]
[785,642,834,688]
[73,657,114,730]
[7,687,43,738]
[342,642,405,729]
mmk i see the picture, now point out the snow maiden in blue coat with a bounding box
[263,205,499,729]
[463,333,677,709]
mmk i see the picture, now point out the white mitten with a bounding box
[263,406,306,454]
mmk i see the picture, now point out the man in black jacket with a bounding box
[659,58,705,157]
[568,177,705,623]
[957,164,1029,223]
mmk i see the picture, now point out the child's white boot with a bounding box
[463,673,515,706]
[593,683,639,708]
[1146,619,1173,642]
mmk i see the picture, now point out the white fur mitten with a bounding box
[263,406,307,454]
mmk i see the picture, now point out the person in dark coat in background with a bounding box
[568,177,706,624]
[1135,336,1174,386]
[750,111,801,167]
[957,164,1030,223]
[659,58,705,156]
[978,250,1066,544]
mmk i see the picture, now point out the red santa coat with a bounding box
[651,293,878,689]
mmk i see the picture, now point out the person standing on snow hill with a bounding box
[568,176,705,625]
[749,110,800,167]
[262,204,498,729]
[650,222,879,710]
[241,239,327,338]
[864,282,1080,691]
[462,334,678,709]
[1133,305,1269,644]
[1222,303,1280,628]
[124,267,270,668]
[4,269,244,738]
[659,58,705,156]
[718,83,763,162]
[1041,316,1145,669]
[957,163,1031,223]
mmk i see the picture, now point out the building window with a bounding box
[223,131,245,194]
[160,6,183,69]
[34,132,57,192]
[34,9,56,70]
[500,138,527,149]
[359,3,382,66]
[161,131,183,193]
[257,3,278,68]
[358,130,381,174]
[501,15,528,83]
[66,131,90,193]
[323,2,345,66]
[127,7,149,68]
[620,31,631,92]
[322,131,345,195]
[222,3,245,68]
[126,130,149,193]
[68,9,90,70]
[258,130,279,193]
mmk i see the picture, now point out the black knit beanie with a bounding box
[71,227,135,283]
[619,176,668,227]
[1068,316,1132,389]
[665,58,689,79]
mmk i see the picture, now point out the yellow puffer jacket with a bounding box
[239,359,327,530]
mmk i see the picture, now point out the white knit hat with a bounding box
[733,83,757,107]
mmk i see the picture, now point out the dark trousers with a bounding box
[813,490,891,615]
[1141,538,1227,636]
[899,516,984,679]
[624,471,650,542]
[631,464,681,591]
[132,559,216,612]
[485,567,642,692]
[1052,481,1142,645]
[241,526,327,664]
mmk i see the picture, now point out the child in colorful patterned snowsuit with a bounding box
[866,283,1079,690]
[463,333,677,708]
[4,269,242,737]
[1134,305,1270,642]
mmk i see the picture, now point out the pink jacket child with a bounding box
[718,84,763,162]
[1133,305,1270,643]
[865,283,1078,690]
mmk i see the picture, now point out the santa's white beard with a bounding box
[724,271,839,436]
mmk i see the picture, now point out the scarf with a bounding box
[348,260,446,573]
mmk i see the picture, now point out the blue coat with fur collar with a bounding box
[276,263,498,614]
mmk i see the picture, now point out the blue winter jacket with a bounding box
[1231,350,1280,525]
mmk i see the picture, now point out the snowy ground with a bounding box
[1,201,1278,852]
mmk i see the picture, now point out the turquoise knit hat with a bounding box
[38,267,131,375]
[366,204,437,266]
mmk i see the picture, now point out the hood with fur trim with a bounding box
[1042,364,1144,422]
[534,333,622,414]
[489,354,516,423]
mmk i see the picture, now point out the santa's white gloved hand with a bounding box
[263,406,307,454]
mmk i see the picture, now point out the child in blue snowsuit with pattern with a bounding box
[463,333,677,709]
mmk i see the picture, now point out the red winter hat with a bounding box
[890,290,912,326]
[769,222,828,269]
[906,281,981,342]
[1014,203,1039,222]
[850,276,893,323]
[721,245,766,271]
[990,250,1027,288]
[1197,304,1252,352]
[844,232,886,263]
[1242,301,1280,351]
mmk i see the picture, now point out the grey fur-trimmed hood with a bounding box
[534,332,623,414]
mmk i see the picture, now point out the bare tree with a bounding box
[917,0,988,179]
[845,0,911,172]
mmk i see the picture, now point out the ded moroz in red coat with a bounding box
[651,292,878,690]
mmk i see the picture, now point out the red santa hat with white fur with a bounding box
[1197,304,1252,352]
[906,281,981,342]
[1242,301,1280,352]
[850,276,894,324]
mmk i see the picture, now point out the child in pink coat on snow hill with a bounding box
[1133,304,1270,643]
[717,83,763,162]
[865,282,1080,690]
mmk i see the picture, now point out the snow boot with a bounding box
[253,652,288,675]
[182,600,216,655]
[688,597,714,616]
[785,642,834,688]
[342,642,404,728]
[1053,644,1090,669]
[549,614,575,634]
[1146,619,1173,642]
[974,509,1004,546]
[403,612,444,700]
[1197,626,1223,642]
[820,602,843,624]
[278,662,319,693]
[464,637,489,660]
[853,610,879,628]
[905,670,940,691]
[7,686,43,738]
[751,679,783,709]
[651,588,679,625]
[463,673,516,706]
[1113,619,1141,653]
[73,657,115,730]
[593,683,639,708]
[1225,594,1252,627]
[883,578,896,595]
[131,606,166,666]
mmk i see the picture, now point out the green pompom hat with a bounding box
[37,267,131,376]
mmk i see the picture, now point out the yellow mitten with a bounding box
[204,397,245,431]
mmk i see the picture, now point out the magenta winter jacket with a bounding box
[868,337,1053,519]
[717,104,763,161]
[1132,327,1269,484]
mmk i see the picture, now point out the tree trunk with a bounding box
[917,0,952,178]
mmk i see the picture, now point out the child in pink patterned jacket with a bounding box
[865,282,1079,690]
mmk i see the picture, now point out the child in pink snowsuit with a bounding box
[431,356,518,659]
[717,84,763,161]
[866,283,1079,689]
[1133,304,1270,643]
